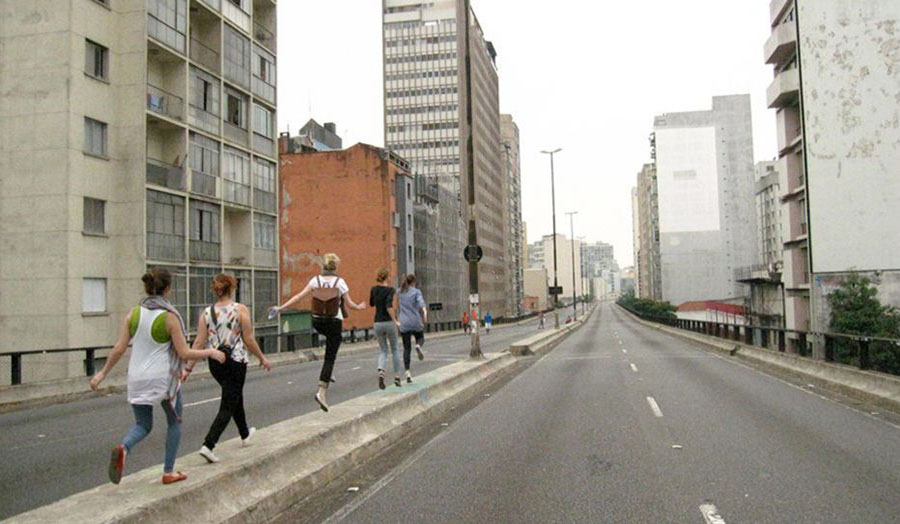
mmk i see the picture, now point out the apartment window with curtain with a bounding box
[146,190,186,261]
[253,214,275,250]
[83,117,107,157]
[252,104,273,139]
[84,39,108,80]
[225,89,247,128]
[83,197,106,235]
[253,158,276,212]
[189,199,221,261]
[223,146,251,205]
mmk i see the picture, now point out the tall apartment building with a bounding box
[0,0,278,383]
[382,0,507,319]
[528,240,544,269]
[582,241,617,278]
[765,0,900,341]
[631,187,640,298]
[653,95,757,305]
[501,114,524,317]
[540,234,583,303]
[634,163,662,301]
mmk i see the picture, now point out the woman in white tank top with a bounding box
[89,269,225,485]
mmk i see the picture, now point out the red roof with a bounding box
[677,300,745,315]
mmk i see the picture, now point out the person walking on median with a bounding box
[89,268,226,486]
[272,253,366,412]
[398,274,427,383]
[484,311,493,334]
[190,274,272,464]
[538,310,545,330]
[370,268,403,389]
[462,310,470,334]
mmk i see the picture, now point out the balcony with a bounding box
[223,179,251,207]
[253,0,277,52]
[224,121,250,148]
[254,21,276,52]
[770,0,792,27]
[224,207,251,265]
[764,20,797,65]
[147,84,184,121]
[147,158,186,191]
[190,0,221,74]
[767,68,799,109]
[190,240,220,262]
[190,37,219,74]
[191,169,217,197]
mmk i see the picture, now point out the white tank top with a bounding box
[127,307,173,405]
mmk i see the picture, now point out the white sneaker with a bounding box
[199,445,220,464]
[415,344,424,361]
[242,427,256,447]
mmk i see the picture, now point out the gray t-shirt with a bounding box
[398,287,426,333]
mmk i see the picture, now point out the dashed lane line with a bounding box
[646,396,663,418]
[630,363,638,372]
[699,503,727,524]
[185,397,221,407]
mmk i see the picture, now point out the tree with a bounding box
[827,274,900,374]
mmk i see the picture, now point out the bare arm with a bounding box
[277,281,314,312]
[239,304,271,370]
[343,290,367,311]
[168,314,224,363]
[89,314,131,390]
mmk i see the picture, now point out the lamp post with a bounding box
[541,148,562,329]
[463,0,482,358]
[577,235,586,316]
[565,211,578,321]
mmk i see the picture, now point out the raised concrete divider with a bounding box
[0,319,535,414]
[618,306,900,412]
[9,313,589,523]
[510,305,596,357]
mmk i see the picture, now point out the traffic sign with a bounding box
[464,245,483,263]
[469,293,480,305]
[429,302,443,311]
[548,286,563,296]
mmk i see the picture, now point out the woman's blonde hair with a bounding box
[323,253,341,272]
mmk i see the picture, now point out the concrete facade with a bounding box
[501,114,524,317]
[382,0,507,320]
[523,268,549,312]
[541,234,582,304]
[766,0,900,339]
[0,0,279,384]
[653,95,757,306]
[634,163,662,300]
[278,143,411,331]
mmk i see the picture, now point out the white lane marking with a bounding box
[630,363,638,372]
[351,366,362,371]
[185,397,221,407]
[618,340,622,345]
[646,396,663,418]
[699,503,726,524]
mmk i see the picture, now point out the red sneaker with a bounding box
[162,471,187,485]
[108,444,126,485]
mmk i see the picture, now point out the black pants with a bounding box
[400,331,424,370]
[203,357,248,450]
[313,317,343,386]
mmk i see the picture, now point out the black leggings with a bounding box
[313,317,343,386]
[400,331,424,370]
[203,357,248,450]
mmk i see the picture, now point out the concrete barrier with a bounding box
[618,306,900,412]
[9,313,588,523]
[510,305,596,357]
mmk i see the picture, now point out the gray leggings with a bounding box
[374,321,402,374]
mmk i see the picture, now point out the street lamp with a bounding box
[565,211,578,322]
[541,148,562,329]
[577,235,586,316]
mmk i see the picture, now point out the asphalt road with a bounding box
[327,304,900,523]
[0,311,572,520]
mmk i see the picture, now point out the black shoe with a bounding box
[394,377,402,387]
[378,376,386,390]
[407,376,413,384]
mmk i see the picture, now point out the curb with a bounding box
[616,306,900,412]
[9,315,587,524]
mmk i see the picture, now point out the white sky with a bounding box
[277,1,777,269]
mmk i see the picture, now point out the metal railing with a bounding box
[618,303,900,377]
[253,20,276,52]
[147,158,185,191]
[190,37,220,74]
[147,84,184,120]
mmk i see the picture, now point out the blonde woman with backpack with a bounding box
[272,253,366,411]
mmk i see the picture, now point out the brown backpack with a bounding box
[311,276,343,318]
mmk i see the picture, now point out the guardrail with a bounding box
[618,303,900,377]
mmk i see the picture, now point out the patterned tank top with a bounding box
[204,303,248,364]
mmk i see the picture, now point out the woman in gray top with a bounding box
[397,274,427,383]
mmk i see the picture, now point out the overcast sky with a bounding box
[278,1,776,269]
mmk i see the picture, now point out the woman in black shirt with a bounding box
[370,268,402,389]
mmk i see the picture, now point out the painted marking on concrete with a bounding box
[622,349,628,354]
[185,397,221,408]
[630,363,638,372]
[699,503,726,524]
[646,396,663,417]
[618,340,623,345]
[351,366,362,371]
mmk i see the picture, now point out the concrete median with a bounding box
[8,314,589,523]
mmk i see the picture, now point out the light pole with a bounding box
[541,148,562,329]
[565,211,578,321]
[463,0,482,358]
[577,235,586,316]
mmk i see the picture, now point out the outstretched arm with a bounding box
[89,314,131,390]
[277,281,314,312]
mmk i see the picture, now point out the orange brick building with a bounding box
[278,141,414,330]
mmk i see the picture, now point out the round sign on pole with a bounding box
[464,245,483,263]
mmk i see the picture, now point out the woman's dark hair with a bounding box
[400,274,416,293]
[142,268,172,296]
[376,268,390,283]
[212,274,237,298]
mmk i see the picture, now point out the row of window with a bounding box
[386,104,458,116]
[192,67,275,142]
[385,52,456,65]
[388,121,459,133]
[386,86,458,99]
[384,19,453,30]
[385,68,456,82]
[386,35,456,47]
[390,140,460,151]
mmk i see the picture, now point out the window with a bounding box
[147,0,187,52]
[84,40,108,80]
[223,25,250,88]
[189,267,217,325]
[82,278,107,313]
[407,213,412,231]
[253,271,277,323]
[408,245,413,262]
[254,214,275,250]
[223,147,251,205]
[147,190,186,260]
[189,200,221,261]
[253,159,276,212]
[251,45,276,103]
[83,197,105,235]
[83,117,107,157]
[252,104,273,138]
[226,92,245,128]
[189,132,219,197]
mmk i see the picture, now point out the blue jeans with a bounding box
[123,390,183,474]
[374,321,402,374]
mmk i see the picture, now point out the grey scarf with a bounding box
[140,296,186,417]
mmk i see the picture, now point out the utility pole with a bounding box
[577,235,586,316]
[541,148,562,329]
[566,211,578,321]
[463,0,482,358]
